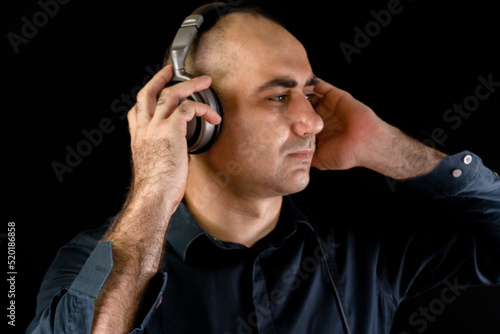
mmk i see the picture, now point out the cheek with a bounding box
[232,117,287,162]
[214,97,291,168]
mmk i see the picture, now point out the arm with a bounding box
[311,78,500,296]
[27,65,220,333]
[91,65,221,333]
[310,77,499,225]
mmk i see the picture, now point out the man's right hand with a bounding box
[127,64,222,211]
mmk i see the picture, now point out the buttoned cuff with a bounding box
[396,151,492,199]
[68,241,169,331]
[70,241,114,299]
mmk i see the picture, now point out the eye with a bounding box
[305,93,320,107]
[268,94,290,103]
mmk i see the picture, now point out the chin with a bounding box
[278,172,311,196]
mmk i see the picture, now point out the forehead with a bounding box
[222,13,314,89]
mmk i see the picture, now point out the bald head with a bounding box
[164,8,287,91]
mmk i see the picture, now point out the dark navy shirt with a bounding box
[27,151,500,333]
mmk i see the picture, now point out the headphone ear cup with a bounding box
[163,80,223,154]
[186,87,223,154]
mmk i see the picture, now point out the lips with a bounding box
[284,137,316,160]
[288,148,315,159]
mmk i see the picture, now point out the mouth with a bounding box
[288,148,315,160]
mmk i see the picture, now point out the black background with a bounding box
[3,0,500,332]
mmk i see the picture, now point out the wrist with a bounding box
[103,188,176,267]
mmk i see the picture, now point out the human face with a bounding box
[198,14,324,198]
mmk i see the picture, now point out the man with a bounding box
[27,4,500,334]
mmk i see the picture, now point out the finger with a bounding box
[135,65,175,122]
[194,100,222,125]
[163,100,222,141]
[152,75,213,121]
[314,78,345,97]
[313,79,353,116]
[170,99,222,126]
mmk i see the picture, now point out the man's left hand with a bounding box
[312,79,446,180]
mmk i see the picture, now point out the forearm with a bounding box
[361,124,447,180]
[92,192,173,333]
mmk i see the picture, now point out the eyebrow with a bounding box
[255,75,319,94]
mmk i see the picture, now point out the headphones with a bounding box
[169,2,232,154]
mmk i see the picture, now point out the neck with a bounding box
[184,163,282,248]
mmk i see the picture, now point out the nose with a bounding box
[290,94,324,137]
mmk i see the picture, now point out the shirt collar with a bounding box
[167,196,314,262]
[167,202,206,261]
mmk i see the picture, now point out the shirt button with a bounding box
[452,169,463,178]
[462,154,473,165]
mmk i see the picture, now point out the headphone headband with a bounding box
[171,2,233,81]
[169,2,232,154]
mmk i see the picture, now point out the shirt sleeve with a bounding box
[26,223,168,333]
[382,151,500,300]
[397,150,500,202]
